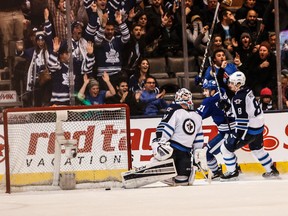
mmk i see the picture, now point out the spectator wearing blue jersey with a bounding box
[204,49,238,84]
[77,72,116,105]
[203,49,243,98]
[196,80,236,179]
[48,38,95,106]
[94,10,130,89]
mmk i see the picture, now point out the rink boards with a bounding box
[0,111,287,179]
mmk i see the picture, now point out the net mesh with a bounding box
[2,105,130,192]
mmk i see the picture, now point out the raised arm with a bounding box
[77,73,90,100]
[102,72,116,97]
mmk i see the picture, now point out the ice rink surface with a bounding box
[1,174,288,216]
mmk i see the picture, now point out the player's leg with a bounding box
[249,133,279,178]
[206,133,225,179]
[164,149,192,186]
[220,135,241,181]
[121,159,177,188]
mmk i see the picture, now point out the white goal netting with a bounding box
[1,104,131,192]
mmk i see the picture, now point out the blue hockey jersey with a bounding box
[196,89,235,133]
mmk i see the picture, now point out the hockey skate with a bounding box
[210,169,223,180]
[161,177,177,186]
[161,177,190,186]
[262,164,280,179]
[220,169,239,181]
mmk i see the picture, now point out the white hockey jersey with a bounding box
[156,104,204,151]
[231,88,264,140]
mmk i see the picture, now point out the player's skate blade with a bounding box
[262,164,280,179]
[220,170,239,182]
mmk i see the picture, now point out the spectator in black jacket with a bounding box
[246,41,277,97]
[106,79,145,116]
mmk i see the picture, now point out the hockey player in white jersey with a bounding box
[122,88,204,188]
[153,88,204,185]
[220,71,279,180]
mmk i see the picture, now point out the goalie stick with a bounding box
[194,149,212,184]
[121,159,177,189]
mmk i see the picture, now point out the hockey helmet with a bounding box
[229,71,246,87]
[203,80,218,91]
[174,88,194,110]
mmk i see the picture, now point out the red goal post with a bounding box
[2,104,132,193]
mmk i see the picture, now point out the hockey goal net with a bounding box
[1,104,131,193]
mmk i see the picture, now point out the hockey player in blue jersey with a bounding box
[220,71,279,180]
[196,80,235,179]
[152,88,204,186]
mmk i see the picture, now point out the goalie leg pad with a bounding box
[121,159,177,189]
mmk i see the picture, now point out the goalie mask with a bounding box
[151,138,173,161]
[174,88,194,110]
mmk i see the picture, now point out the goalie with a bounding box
[122,88,204,188]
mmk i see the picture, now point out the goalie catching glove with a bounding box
[151,138,173,161]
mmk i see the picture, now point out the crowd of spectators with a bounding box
[1,0,288,115]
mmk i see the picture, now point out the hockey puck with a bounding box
[105,187,111,191]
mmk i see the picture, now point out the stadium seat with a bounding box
[156,78,179,93]
[166,56,198,75]
[147,57,168,78]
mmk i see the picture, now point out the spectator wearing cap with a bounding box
[77,72,115,105]
[15,30,52,107]
[48,37,95,106]
[246,41,277,97]
[43,8,91,94]
[183,0,203,24]
[258,87,276,110]
[187,14,209,48]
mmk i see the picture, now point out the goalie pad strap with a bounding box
[122,159,177,189]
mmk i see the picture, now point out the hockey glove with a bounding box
[217,99,231,112]
[195,75,203,86]
[151,138,173,161]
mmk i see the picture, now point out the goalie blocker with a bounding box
[121,159,177,189]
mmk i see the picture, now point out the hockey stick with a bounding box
[198,2,221,80]
[199,0,233,80]
[195,162,212,184]
[208,57,233,135]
